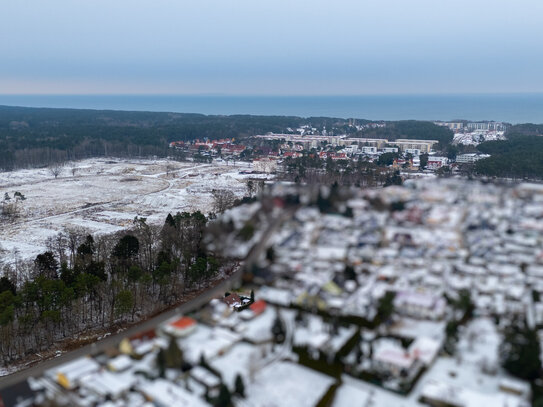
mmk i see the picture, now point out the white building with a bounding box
[466,122,507,131]
[405,148,421,156]
[393,291,446,320]
[426,156,449,170]
[456,153,490,164]
[435,121,464,131]
[361,146,377,154]
[394,139,438,154]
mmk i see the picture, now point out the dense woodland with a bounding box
[0,212,233,364]
[0,106,351,170]
[354,120,454,148]
[0,105,457,171]
[475,133,543,179]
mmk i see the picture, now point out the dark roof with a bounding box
[0,380,35,407]
[223,293,242,307]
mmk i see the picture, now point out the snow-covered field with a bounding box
[0,158,268,263]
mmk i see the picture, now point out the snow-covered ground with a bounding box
[0,158,269,263]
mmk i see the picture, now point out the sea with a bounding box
[1,94,543,124]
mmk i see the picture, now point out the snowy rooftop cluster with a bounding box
[5,177,543,407]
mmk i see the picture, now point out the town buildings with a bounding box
[9,178,540,407]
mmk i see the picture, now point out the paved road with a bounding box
[0,271,241,391]
[0,204,292,391]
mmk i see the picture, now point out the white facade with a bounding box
[405,148,421,156]
[361,146,377,154]
[427,156,449,170]
[456,153,490,164]
[466,122,507,131]
[395,139,438,153]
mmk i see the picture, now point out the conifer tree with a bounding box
[165,336,184,369]
[234,374,245,398]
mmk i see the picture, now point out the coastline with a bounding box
[1,93,543,123]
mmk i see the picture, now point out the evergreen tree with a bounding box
[384,171,402,187]
[500,318,541,381]
[344,265,356,281]
[234,374,245,397]
[115,290,134,318]
[76,235,95,258]
[419,153,429,169]
[165,213,175,227]
[376,291,396,324]
[266,246,275,262]
[34,251,59,279]
[165,336,184,369]
[156,348,166,378]
[112,234,140,259]
[271,310,286,343]
[0,276,16,295]
[215,383,232,407]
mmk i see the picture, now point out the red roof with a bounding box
[249,299,267,315]
[170,316,196,329]
[223,293,242,307]
[129,329,157,341]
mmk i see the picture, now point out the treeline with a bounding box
[0,105,456,171]
[474,135,543,179]
[281,155,400,187]
[0,212,231,365]
[0,105,359,171]
[354,120,454,148]
[505,124,543,136]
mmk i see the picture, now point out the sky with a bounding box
[1,0,542,95]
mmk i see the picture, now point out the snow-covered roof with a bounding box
[138,379,209,407]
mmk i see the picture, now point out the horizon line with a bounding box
[2,92,543,97]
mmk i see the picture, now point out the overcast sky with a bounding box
[1,0,542,95]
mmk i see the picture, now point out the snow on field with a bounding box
[0,158,271,263]
[244,361,335,407]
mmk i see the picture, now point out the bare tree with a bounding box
[165,163,176,178]
[1,193,18,219]
[64,227,87,267]
[212,189,236,213]
[46,232,68,266]
[49,164,64,179]
[246,180,255,197]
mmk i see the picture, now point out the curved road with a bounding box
[0,204,292,391]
